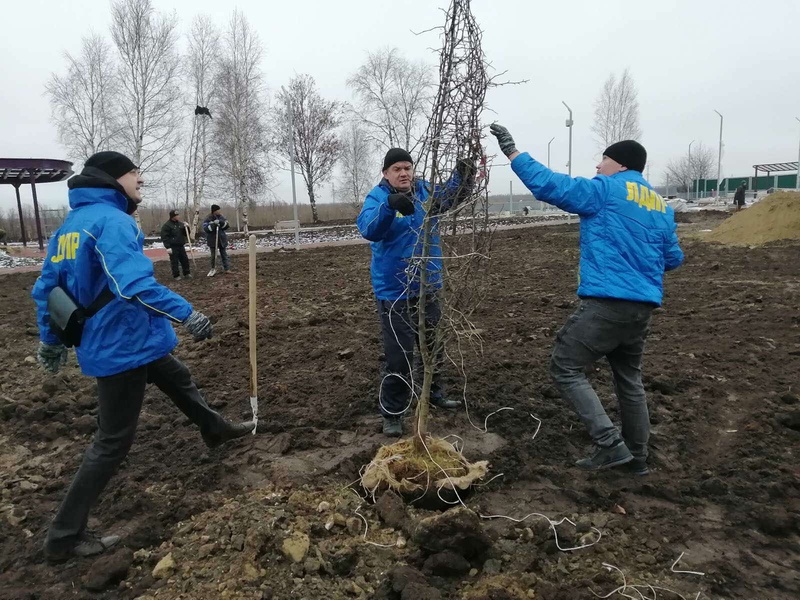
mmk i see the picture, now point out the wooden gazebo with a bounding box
[0,158,73,250]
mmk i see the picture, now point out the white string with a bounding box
[670,552,706,577]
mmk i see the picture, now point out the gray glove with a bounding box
[37,342,68,373]
[490,123,518,158]
[183,310,213,340]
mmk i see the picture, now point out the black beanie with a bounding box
[84,151,138,179]
[382,148,414,171]
[211,204,221,212]
[602,140,647,173]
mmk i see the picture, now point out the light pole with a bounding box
[509,180,513,215]
[284,90,300,248]
[688,140,694,199]
[796,117,800,190]
[562,101,573,176]
[714,110,723,198]
[547,137,555,169]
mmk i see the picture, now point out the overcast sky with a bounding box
[2,0,799,212]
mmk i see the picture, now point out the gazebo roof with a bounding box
[0,158,74,186]
[752,161,799,174]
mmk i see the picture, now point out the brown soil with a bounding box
[0,216,798,599]
[705,191,800,246]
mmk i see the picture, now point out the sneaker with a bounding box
[623,457,650,476]
[382,417,403,437]
[575,441,633,470]
[44,530,121,564]
[174,275,182,280]
[430,396,461,409]
[202,420,255,449]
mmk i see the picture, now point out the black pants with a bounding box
[44,354,228,551]
[209,243,230,271]
[377,296,444,417]
[169,244,190,277]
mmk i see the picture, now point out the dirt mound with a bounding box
[706,191,800,245]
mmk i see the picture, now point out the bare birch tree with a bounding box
[665,142,714,194]
[183,15,219,237]
[347,47,433,154]
[45,34,120,162]
[337,117,377,214]
[213,9,271,231]
[111,0,182,177]
[275,74,343,224]
[591,68,642,149]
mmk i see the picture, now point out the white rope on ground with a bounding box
[670,552,706,576]
[590,562,702,600]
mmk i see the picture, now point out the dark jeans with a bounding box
[550,298,653,458]
[169,245,190,277]
[210,243,230,271]
[377,296,444,418]
[45,354,228,551]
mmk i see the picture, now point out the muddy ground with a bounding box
[0,214,798,599]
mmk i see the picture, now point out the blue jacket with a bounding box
[202,213,230,248]
[357,174,464,301]
[31,176,193,377]
[511,153,683,305]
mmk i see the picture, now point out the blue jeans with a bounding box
[550,298,653,458]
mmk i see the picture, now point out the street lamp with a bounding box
[562,101,573,176]
[688,140,694,199]
[282,88,300,248]
[547,137,555,169]
[714,110,723,198]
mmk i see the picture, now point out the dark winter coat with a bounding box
[160,219,189,248]
[202,213,230,248]
[734,184,746,204]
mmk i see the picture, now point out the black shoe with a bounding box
[575,441,633,471]
[44,530,121,564]
[430,397,461,409]
[202,420,255,449]
[185,273,193,279]
[623,457,650,476]
[382,417,403,437]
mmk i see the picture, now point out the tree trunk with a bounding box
[308,186,319,223]
[413,203,435,452]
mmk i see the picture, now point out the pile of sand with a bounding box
[706,191,800,246]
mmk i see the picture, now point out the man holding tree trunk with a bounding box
[357,148,475,437]
[490,124,683,476]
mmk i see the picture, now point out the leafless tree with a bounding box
[182,15,220,237]
[347,47,433,154]
[45,33,120,162]
[213,9,271,231]
[336,118,377,215]
[275,74,343,224]
[591,68,642,149]
[111,0,182,177]
[665,142,715,194]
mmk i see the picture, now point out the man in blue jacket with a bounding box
[31,151,254,563]
[357,148,473,436]
[203,204,230,276]
[490,125,684,475]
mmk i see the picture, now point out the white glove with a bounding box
[167,248,173,255]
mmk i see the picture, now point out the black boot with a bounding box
[382,417,403,437]
[430,396,461,409]
[202,420,255,449]
[44,530,121,564]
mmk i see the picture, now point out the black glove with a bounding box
[183,310,213,340]
[455,158,476,180]
[489,123,518,158]
[388,192,415,216]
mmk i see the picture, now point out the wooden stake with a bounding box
[248,234,258,433]
[184,223,197,274]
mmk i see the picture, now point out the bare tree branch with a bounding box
[337,116,377,215]
[591,68,642,150]
[665,142,715,194]
[274,74,343,224]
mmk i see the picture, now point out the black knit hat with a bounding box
[211,204,221,212]
[169,209,180,218]
[602,140,647,173]
[382,148,414,171]
[84,151,138,179]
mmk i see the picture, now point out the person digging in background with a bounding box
[357,148,475,437]
[160,209,192,280]
[734,181,747,211]
[490,124,684,475]
[31,151,255,563]
[203,204,230,277]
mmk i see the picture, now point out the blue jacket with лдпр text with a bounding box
[31,169,193,377]
[511,153,683,305]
